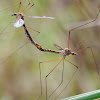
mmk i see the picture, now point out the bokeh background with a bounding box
[0,0,100,100]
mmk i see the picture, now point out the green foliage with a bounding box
[62,90,100,100]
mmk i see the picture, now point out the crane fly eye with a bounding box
[11,13,17,16]
[72,52,74,55]
[14,13,17,16]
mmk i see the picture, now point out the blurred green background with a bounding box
[0,0,100,100]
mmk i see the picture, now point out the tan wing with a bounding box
[54,44,64,50]
[24,15,54,19]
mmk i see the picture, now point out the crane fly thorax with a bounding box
[60,48,71,58]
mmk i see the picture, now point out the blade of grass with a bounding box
[61,89,100,100]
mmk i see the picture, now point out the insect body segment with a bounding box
[54,44,78,58]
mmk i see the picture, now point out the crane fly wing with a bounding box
[54,44,64,50]
[66,18,100,30]
[13,16,24,28]
[24,15,54,19]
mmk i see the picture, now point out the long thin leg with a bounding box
[1,26,40,37]
[25,26,40,39]
[22,4,34,14]
[75,46,100,76]
[89,47,100,76]
[0,22,13,35]
[20,3,31,14]
[0,30,23,35]
[48,58,64,99]
[0,24,40,38]
[37,58,62,100]
[16,0,34,20]
[18,1,21,13]
[16,1,31,19]
[0,27,39,65]
[75,40,85,51]
[21,0,34,14]
[54,59,78,100]
[28,0,31,3]
[33,33,39,38]
[45,58,63,100]
[68,10,100,53]
[68,32,70,55]
[75,46,90,53]
[0,41,29,65]
[26,26,40,33]
[0,1,20,12]
[28,0,34,4]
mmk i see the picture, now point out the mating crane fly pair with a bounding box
[0,0,100,100]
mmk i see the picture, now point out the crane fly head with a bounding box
[11,13,18,16]
[71,52,78,56]
[11,13,24,19]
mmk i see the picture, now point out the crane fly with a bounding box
[1,12,99,99]
[0,0,54,64]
